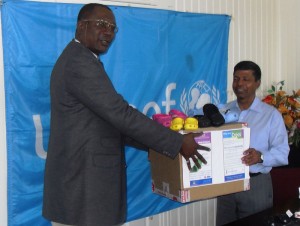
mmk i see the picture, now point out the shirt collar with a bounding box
[74,38,98,59]
[236,97,261,113]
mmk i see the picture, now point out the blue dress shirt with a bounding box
[226,97,290,173]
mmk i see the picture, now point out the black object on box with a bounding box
[203,103,225,127]
[193,115,211,128]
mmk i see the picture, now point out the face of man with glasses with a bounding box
[76,6,118,55]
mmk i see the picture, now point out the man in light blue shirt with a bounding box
[216,61,289,225]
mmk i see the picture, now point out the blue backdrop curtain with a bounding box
[1,1,231,225]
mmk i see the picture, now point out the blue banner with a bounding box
[2,1,230,225]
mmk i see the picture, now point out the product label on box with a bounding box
[223,129,246,181]
[182,128,250,189]
[181,190,191,203]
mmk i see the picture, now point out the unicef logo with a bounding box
[180,80,220,115]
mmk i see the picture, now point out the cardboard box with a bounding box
[149,123,251,203]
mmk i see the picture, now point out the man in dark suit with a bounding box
[43,3,209,226]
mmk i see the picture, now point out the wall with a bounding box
[1,0,300,226]
[0,7,8,226]
[278,0,300,92]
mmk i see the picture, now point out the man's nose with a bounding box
[237,79,244,86]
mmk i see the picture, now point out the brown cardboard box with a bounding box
[149,123,250,203]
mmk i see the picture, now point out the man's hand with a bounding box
[179,133,211,171]
[241,148,262,166]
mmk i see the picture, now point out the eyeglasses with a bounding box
[82,19,118,33]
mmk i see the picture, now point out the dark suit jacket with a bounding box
[42,40,183,226]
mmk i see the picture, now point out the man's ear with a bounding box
[75,21,86,41]
[77,21,85,32]
[256,79,261,89]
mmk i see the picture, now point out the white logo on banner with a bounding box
[33,114,47,159]
[141,83,176,115]
[180,80,220,114]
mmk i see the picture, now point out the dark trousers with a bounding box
[216,173,273,225]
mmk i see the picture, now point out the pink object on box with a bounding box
[169,109,187,119]
[152,114,172,127]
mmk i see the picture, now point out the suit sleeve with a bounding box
[65,54,182,159]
